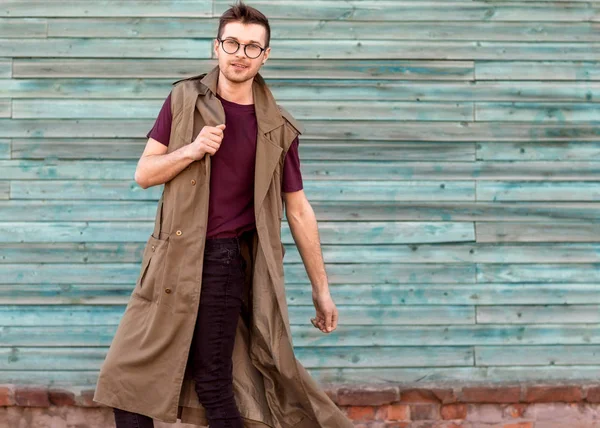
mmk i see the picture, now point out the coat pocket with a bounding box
[133,233,169,302]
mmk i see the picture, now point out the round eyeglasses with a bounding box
[217,38,266,59]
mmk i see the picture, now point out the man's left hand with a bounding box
[310,291,338,334]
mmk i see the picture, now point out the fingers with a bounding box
[205,124,226,137]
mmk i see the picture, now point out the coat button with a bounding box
[151,245,155,251]
[165,288,172,294]
[176,230,182,236]
[190,179,196,185]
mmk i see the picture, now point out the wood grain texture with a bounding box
[2,0,599,387]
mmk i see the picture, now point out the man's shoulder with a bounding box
[171,73,206,87]
[277,104,304,135]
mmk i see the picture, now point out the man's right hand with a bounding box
[186,124,226,160]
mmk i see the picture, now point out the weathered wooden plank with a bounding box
[478,305,600,324]
[12,99,474,121]
[0,346,474,370]
[4,324,600,347]
[0,181,8,200]
[3,366,600,387]
[477,142,600,161]
[297,346,474,368]
[478,182,600,202]
[4,160,600,182]
[476,61,600,81]
[3,119,599,141]
[0,58,10,78]
[477,264,600,283]
[288,284,600,307]
[11,139,476,162]
[0,38,211,58]
[0,371,100,386]
[3,1,212,17]
[221,40,600,61]
[2,200,597,223]
[9,180,476,202]
[0,305,475,327]
[0,139,9,159]
[476,346,600,366]
[4,242,600,265]
[476,103,600,122]
[3,283,600,306]
[47,18,600,42]
[0,99,10,118]
[214,1,600,22]
[0,263,476,285]
[0,221,474,245]
[0,18,47,37]
[306,366,600,384]
[3,79,600,102]
[1,200,598,223]
[5,38,594,61]
[0,348,107,371]
[12,59,475,80]
[477,222,600,243]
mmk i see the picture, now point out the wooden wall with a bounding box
[1,0,599,388]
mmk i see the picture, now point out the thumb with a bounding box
[216,123,226,130]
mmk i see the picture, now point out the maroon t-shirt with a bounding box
[146,91,303,238]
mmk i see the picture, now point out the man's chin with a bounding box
[222,69,256,84]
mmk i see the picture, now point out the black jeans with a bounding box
[113,235,249,428]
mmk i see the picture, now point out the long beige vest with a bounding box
[93,66,354,428]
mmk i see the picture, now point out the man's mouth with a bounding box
[231,63,249,70]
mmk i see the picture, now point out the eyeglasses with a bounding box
[217,38,266,59]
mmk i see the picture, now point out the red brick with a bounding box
[0,385,16,406]
[346,405,376,422]
[76,389,100,407]
[410,403,440,420]
[504,403,528,418]
[337,386,399,406]
[441,404,467,420]
[383,423,410,428]
[587,386,600,403]
[461,386,521,403]
[48,388,76,406]
[375,403,410,421]
[400,388,456,404]
[323,386,338,403]
[503,423,533,428]
[524,385,583,403]
[14,386,50,407]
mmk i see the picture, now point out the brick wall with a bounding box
[2,383,600,427]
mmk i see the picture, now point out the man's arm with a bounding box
[134,138,194,189]
[283,189,328,293]
[284,189,338,332]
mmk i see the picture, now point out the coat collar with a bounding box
[198,65,285,134]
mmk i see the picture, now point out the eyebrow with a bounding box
[224,36,263,45]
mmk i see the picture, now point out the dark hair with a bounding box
[217,1,271,48]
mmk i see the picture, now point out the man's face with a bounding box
[214,22,271,84]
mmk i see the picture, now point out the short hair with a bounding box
[217,1,271,48]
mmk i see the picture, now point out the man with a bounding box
[93,2,353,427]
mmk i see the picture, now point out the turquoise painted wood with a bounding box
[11,59,475,80]
[2,283,600,306]
[0,0,598,388]
[0,221,474,244]
[3,79,600,101]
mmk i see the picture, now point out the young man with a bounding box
[93,2,353,427]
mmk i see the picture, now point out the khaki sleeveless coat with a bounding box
[93,66,354,428]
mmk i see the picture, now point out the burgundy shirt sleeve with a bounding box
[282,136,303,192]
[146,92,172,146]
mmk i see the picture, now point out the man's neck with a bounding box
[216,70,254,105]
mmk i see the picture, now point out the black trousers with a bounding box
[113,234,250,428]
